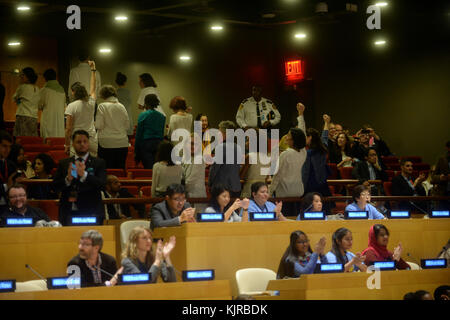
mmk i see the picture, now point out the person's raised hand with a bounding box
[88,60,96,70]
[296,102,305,115]
[323,114,331,124]
[314,237,327,255]
[163,236,176,259]
[76,160,86,178]
[275,201,283,216]
[241,198,250,210]
[393,242,403,261]
[155,240,164,262]
[231,198,241,211]
[66,162,74,182]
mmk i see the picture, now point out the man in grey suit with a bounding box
[150,184,195,230]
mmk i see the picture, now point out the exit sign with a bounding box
[285,60,304,82]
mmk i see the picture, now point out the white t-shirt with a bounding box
[137,87,166,117]
[65,96,96,137]
[269,147,306,197]
[13,84,40,118]
[95,97,130,148]
[68,62,101,98]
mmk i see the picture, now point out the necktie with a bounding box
[256,101,261,128]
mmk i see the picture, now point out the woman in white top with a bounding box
[115,72,133,136]
[38,68,66,138]
[151,141,182,197]
[167,96,193,138]
[65,60,98,156]
[137,73,166,117]
[269,127,307,197]
[182,133,206,198]
[95,85,130,169]
[13,67,40,136]
[204,184,249,222]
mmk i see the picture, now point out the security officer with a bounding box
[236,85,281,130]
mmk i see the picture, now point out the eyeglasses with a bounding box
[78,242,93,247]
[360,192,371,197]
[170,197,186,203]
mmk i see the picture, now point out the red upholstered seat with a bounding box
[16,136,44,145]
[383,181,392,196]
[127,169,153,179]
[338,166,353,179]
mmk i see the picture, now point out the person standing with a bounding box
[53,130,106,226]
[68,50,101,100]
[236,85,281,130]
[95,85,130,169]
[115,72,133,136]
[38,68,66,138]
[13,67,40,136]
[137,73,166,117]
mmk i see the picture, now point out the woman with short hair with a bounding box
[121,226,177,282]
[247,182,287,221]
[168,96,193,138]
[13,67,40,136]
[151,141,182,197]
[204,184,249,222]
[95,84,130,169]
[27,153,58,200]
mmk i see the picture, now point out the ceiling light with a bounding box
[115,15,128,22]
[179,55,191,61]
[99,48,112,54]
[374,40,386,45]
[17,5,30,11]
[294,33,307,39]
[375,2,388,6]
[8,41,21,46]
[210,25,223,31]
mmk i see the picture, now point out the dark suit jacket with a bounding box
[67,252,117,287]
[0,159,17,205]
[0,205,50,226]
[209,142,242,193]
[352,161,388,184]
[150,200,191,230]
[392,175,426,197]
[431,155,450,196]
[53,155,106,225]
[104,188,145,219]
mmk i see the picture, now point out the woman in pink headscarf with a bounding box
[362,224,409,270]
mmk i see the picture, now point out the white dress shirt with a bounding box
[68,62,101,98]
[13,84,40,118]
[95,97,130,148]
[137,87,166,117]
[269,147,306,197]
[236,96,281,128]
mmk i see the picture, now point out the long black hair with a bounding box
[306,128,327,154]
[276,230,312,279]
[7,144,26,170]
[299,192,323,214]
[208,184,232,213]
[331,228,351,264]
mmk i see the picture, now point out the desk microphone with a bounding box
[93,265,115,279]
[409,201,429,215]
[25,264,47,282]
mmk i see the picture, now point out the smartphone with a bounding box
[71,163,77,178]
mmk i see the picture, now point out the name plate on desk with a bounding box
[0,279,16,292]
[47,276,81,289]
[249,212,277,221]
[69,216,99,226]
[4,218,33,227]
[373,261,396,270]
[318,263,344,273]
[302,212,326,220]
[182,269,215,282]
[344,211,368,220]
[197,213,224,222]
[421,259,447,269]
[388,211,410,219]
[119,273,151,285]
[430,210,449,218]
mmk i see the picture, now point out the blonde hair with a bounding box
[121,226,154,267]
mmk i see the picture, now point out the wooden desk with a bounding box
[0,280,232,300]
[0,226,116,282]
[262,269,450,300]
[152,219,450,297]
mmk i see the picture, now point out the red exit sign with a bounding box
[285,60,304,82]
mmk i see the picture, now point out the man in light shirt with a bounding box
[68,50,101,101]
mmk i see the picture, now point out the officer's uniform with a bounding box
[235,96,281,129]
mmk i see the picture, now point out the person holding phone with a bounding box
[204,184,249,222]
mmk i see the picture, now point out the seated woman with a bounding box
[276,230,326,278]
[204,184,249,222]
[121,226,177,282]
[345,185,385,220]
[27,153,58,200]
[323,227,367,272]
[151,141,182,198]
[361,224,409,270]
[8,144,34,178]
[247,182,287,221]
[296,192,325,220]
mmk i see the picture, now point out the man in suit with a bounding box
[53,130,106,225]
[102,175,145,219]
[392,159,426,211]
[150,184,195,230]
[352,147,388,196]
[67,230,120,287]
[0,131,19,212]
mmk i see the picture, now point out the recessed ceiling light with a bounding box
[210,25,223,31]
[375,2,388,6]
[17,5,30,11]
[374,40,386,45]
[294,33,307,39]
[8,41,21,46]
[179,55,191,61]
[115,15,128,22]
[99,48,112,53]
[262,13,276,19]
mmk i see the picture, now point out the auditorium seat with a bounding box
[140,186,151,197]
[45,137,65,146]
[106,169,127,178]
[385,170,395,181]
[125,186,139,196]
[16,136,44,145]
[406,262,421,270]
[383,182,393,196]
[328,163,339,179]
[120,220,150,251]
[338,167,353,179]
[381,156,399,164]
[28,200,59,221]
[24,152,39,162]
[49,150,68,164]
[125,152,143,169]
[127,169,152,179]
[401,156,422,163]
[22,144,52,153]
[414,163,430,171]
[387,163,401,171]
[15,280,47,292]
[235,268,276,296]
